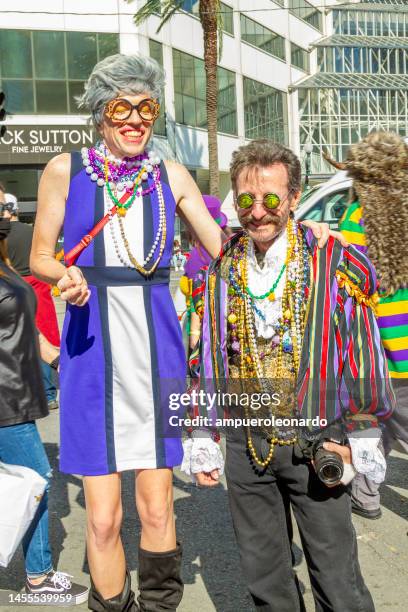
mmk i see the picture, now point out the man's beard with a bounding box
[241,212,285,243]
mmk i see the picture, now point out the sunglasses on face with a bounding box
[105,97,160,123]
[235,192,289,210]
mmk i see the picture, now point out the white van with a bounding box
[295,171,352,230]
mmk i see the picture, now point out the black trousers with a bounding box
[225,426,375,612]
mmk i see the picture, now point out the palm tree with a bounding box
[126,0,223,197]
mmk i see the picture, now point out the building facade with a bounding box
[293,0,408,175]
[0,0,338,222]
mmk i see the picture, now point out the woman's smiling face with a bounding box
[99,92,156,158]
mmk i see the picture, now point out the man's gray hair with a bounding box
[77,53,165,127]
[230,139,302,195]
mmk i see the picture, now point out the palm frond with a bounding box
[126,0,185,33]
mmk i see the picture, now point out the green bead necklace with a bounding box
[106,180,138,215]
[244,260,287,302]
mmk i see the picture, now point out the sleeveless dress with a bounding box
[59,152,186,475]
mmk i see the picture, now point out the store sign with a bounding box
[0,125,95,164]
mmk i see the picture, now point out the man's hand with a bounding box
[57,266,90,306]
[195,469,220,487]
[302,220,349,249]
[319,441,352,488]
[323,441,352,464]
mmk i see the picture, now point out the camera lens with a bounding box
[314,446,344,486]
[318,462,343,485]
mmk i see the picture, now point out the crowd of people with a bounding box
[0,50,407,612]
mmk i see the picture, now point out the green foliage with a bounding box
[127,0,224,58]
[126,0,185,32]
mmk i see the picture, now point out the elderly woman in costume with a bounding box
[30,53,230,611]
[31,53,337,611]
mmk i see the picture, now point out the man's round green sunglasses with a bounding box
[235,192,288,210]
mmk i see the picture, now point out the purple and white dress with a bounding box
[59,152,186,476]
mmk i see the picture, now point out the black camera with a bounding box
[313,439,344,486]
[297,422,346,486]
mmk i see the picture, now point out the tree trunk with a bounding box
[199,0,220,198]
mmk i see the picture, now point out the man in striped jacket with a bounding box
[182,140,394,612]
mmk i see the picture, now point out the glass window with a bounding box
[291,43,309,72]
[0,30,119,114]
[243,76,288,143]
[300,201,323,222]
[98,33,119,60]
[0,30,32,78]
[1,80,34,113]
[67,32,97,80]
[173,48,237,135]
[288,0,322,32]
[220,3,234,36]
[36,80,68,114]
[182,1,234,35]
[68,81,86,114]
[333,10,341,34]
[33,31,65,79]
[240,14,285,61]
[148,39,166,136]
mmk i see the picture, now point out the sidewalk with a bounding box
[0,288,407,610]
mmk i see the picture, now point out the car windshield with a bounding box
[299,184,322,204]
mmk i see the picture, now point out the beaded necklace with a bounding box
[243,242,293,302]
[83,142,166,276]
[227,218,311,467]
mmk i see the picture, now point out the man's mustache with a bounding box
[241,213,279,226]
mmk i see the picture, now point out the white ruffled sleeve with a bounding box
[181,434,225,482]
[348,428,386,485]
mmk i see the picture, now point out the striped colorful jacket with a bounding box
[340,201,408,379]
[195,225,394,433]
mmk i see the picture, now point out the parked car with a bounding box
[295,171,352,230]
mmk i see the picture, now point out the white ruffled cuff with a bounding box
[348,428,386,485]
[181,438,225,481]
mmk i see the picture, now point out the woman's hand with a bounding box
[301,220,349,249]
[57,266,90,306]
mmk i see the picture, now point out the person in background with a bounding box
[181,195,229,356]
[0,207,88,604]
[339,131,408,519]
[171,239,187,271]
[0,188,60,411]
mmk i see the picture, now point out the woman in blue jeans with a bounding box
[0,210,88,605]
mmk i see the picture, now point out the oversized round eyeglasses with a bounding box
[105,97,160,123]
[235,192,289,210]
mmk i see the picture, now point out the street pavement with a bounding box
[1,279,407,611]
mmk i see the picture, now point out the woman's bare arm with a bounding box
[30,153,90,306]
[30,153,70,284]
[165,160,226,259]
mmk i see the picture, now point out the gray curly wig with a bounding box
[76,53,165,127]
[343,131,408,294]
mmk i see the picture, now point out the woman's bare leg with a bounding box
[135,468,176,551]
[84,473,125,599]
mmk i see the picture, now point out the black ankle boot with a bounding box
[88,570,139,611]
[137,542,183,611]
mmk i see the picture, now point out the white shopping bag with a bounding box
[0,461,47,567]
